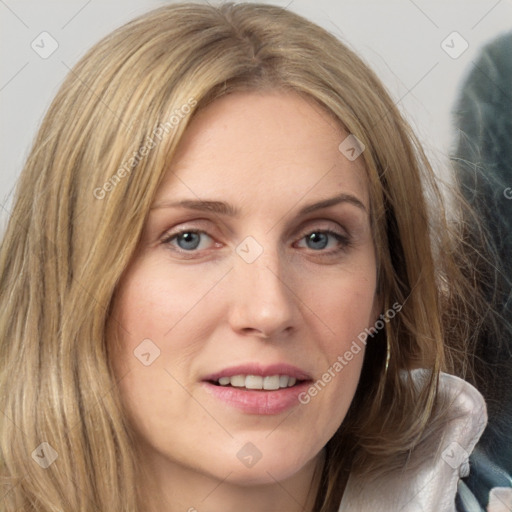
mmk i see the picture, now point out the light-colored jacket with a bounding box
[338,371,488,511]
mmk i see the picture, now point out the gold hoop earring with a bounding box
[385,337,391,374]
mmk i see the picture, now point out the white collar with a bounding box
[338,370,487,511]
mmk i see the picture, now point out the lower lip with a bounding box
[201,381,311,415]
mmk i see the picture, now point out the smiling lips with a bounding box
[201,363,313,415]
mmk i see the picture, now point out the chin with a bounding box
[203,449,317,487]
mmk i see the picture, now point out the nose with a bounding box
[227,244,299,339]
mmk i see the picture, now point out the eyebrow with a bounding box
[151,192,367,216]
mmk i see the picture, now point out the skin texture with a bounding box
[108,91,381,512]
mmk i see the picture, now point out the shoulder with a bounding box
[338,370,487,512]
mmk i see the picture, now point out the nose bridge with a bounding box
[229,234,297,336]
[236,234,290,302]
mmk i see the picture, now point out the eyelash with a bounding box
[161,226,352,258]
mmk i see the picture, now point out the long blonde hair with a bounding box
[0,2,483,510]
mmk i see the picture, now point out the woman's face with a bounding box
[109,91,380,487]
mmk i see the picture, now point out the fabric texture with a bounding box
[338,371,487,511]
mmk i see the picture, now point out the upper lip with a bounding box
[202,363,313,382]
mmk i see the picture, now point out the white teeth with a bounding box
[230,375,246,387]
[215,374,300,389]
[245,375,263,389]
[263,375,280,390]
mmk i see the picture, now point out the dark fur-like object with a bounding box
[451,31,512,510]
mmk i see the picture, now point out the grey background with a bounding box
[1,0,511,230]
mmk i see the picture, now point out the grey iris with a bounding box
[307,232,328,250]
[177,232,201,250]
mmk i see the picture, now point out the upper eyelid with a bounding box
[162,218,348,238]
[162,227,211,243]
[152,203,364,235]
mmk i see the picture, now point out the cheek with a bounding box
[304,266,379,349]
[292,267,378,424]
[107,256,233,414]
[107,261,216,446]
[111,257,228,349]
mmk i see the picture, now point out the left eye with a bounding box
[163,230,214,251]
[296,230,348,251]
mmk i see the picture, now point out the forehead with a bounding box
[154,91,369,211]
